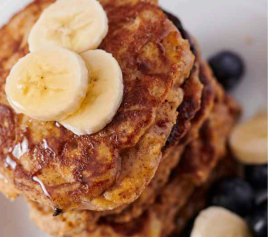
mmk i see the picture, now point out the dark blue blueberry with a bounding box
[245,165,268,191]
[210,178,255,216]
[248,200,268,237]
[208,51,245,90]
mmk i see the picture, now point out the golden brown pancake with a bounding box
[26,157,238,237]
[26,75,241,237]
[0,0,194,212]
[105,44,211,223]
[0,1,242,236]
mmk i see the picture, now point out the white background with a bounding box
[0,0,267,236]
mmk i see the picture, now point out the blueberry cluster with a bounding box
[208,51,267,236]
[210,165,268,237]
[183,49,266,236]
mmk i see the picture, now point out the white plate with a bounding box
[0,0,267,236]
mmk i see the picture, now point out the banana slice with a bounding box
[230,111,268,164]
[5,47,89,121]
[6,97,22,114]
[28,0,108,53]
[191,207,253,237]
[60,50,123,135]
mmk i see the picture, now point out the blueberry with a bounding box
[248,200,268,237]
[208,51,245,90]
[245,165,268,190]
[210,178,255,216]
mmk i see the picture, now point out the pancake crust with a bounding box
[0,0,194,211]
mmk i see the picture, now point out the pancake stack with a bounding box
[0,0,241,236]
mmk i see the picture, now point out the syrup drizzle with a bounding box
[32,176,51,198]
[42,139,55,155]
[5,156,17,169]
[55,122,61,128]
[12,137,29,159]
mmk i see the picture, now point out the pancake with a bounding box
[102,17,214,223]
[148,84,241,237]
[0,2,242,236]
[26,158,237,237]
[105,57,211,223]
[26,76,241,237]
[26,157,238,237]
[0,0,194,212]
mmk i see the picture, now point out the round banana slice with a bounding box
[60,50,123,135]
[191,207,253,237]
[28,0,108,53]
[5,47,89,121]
[230,111,268,164]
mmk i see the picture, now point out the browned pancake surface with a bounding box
[106,39,205,222]
[107,37,217,222]
[0,0,194,211]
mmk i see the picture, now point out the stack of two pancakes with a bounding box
[0,0,241,236]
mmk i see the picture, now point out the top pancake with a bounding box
[0,0,194,211]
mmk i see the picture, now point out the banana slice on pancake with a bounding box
[28,0,108,53]
[60,50,123,135]
[8,0,122,135]
[5,47,89,121]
